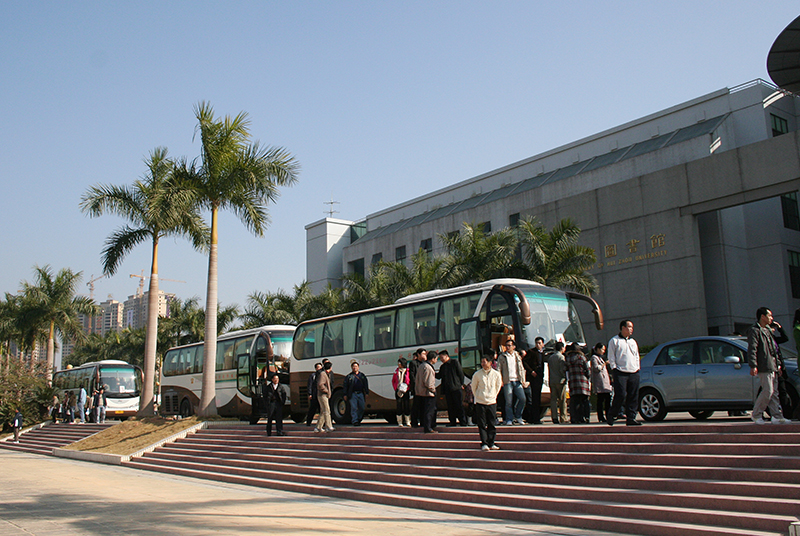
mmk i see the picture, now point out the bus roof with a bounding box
[394,278,550,304]
[165,324,297,351]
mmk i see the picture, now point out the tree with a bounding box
[20,266,97,382]
[179,102,299,416]
[162,297,205,346]
[517,216,598,295]
[80,147,209,416]
[439,222,525,286]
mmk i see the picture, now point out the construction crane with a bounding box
[86,274,105,301]
[130,270,186,297]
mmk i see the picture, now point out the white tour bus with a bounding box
[290,278,603,424]
[160,325,296,422]
[52,360,143,421]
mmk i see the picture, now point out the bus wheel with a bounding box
[291,412,305,424]
[330,390,351,425]
[179,399,193,418]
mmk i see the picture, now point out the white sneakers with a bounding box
[753,416,791,425]
[752,417,767,424]
[481,445,490,451]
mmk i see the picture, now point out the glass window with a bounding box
[216,339,235,371]
[322,319,345,356]
[163,350,179,376]
[782,193,800,231]
[654,342,694,366]
[419,238,432,254]
[357,310,395,352]
[771,114,789,137]
[349,258,365,279]
[438,293,481,342]
[397,303,438,347]
[697,340,744,365]
[395,245,406,263]
[294,322,324,360]
[789,250,800,299]
[371,252,383,265]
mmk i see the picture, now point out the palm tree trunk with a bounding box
[139,239,160,417]
[199,208,219,416]
[47,321,55,382]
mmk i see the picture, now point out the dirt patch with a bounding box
[63,417,204,455]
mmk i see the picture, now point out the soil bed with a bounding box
[64,416,203,455]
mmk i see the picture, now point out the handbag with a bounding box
[397,381,408,394]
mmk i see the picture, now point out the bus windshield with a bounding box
[100,366,141,398]
[517,285,586,348]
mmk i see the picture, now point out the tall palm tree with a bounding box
[180,102,299,416]
[21,266,97,382]
[517,216,598,295]
[80,147,209,416]
[439,222,524,286]
[162,297,205,346]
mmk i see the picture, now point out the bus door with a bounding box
[485,289,523,353]
[458,317,485,376]
[246,334,273,422]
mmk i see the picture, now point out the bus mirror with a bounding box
[494,284,531,325]
[565,291,604,330]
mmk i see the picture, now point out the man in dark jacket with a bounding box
[747,307,790,424]
[437,350,466,426]
[263,373,288,436]
[343,361,369,425]
[408,348,426,427]
[522,337,546,424]
[11,407,23,443]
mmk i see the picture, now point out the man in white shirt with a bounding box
[606,319,642,426]
[472,353,503,451]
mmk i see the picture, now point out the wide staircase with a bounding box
[1,422,113,456]
[123,421,800,536]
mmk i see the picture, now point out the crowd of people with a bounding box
[48,386,108,425]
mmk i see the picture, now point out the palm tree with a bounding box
[80,147,209,416]
[180,102,299,417]
[162,297,205,346]
[439,222,524,286]
[517,216,598,295]
[20,266,97,382]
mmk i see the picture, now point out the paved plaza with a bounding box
[0,449,628,536]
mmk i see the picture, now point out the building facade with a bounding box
[306,80,800,347]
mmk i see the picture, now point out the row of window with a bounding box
[294,292,485,360]
[163,335,261,376]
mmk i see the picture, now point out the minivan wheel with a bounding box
[638,389,667,421]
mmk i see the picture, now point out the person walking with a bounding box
[93,387,107,424]
[472,353,503,451]
[315,362,334,432]
[11,407,23,443]
[343,361,369,426]
[522,337,546,424]
[415,351,437,433]
[437,350,466,426]
[498,339,528,425]
[547,342,567,424]
[305,363,323,426]
[77,386,87,424]
[392,358,411,426]
[607,320,642,426]
[264,373,288,436]
[566,343,590,424]
[747,307,790,425]
[590,343,612,423]
[408,348,426,428]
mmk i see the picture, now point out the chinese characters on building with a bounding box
[595,234,667,268]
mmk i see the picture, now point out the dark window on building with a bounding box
[371,252,382,265]
[348,258,365,279]
[395,245,406,263]
[771,114,789,137]
[789,251,800,299]
[782,192,800,231]
[349,222,366,243]
[447,231,459,241]
[419,238,432,254]
[509,213,520,228]
[478,221,492,233]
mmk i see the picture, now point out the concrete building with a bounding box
[123,290,175,331]
[306,79,800,346]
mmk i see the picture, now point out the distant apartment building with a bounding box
[306,79,800,347]
[123,290,175,331]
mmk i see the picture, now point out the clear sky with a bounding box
[1,2,797,312]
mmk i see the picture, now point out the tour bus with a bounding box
[160,325,296,422]
[290,278,603,424]
[52,360,143,421]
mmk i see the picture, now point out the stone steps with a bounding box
[123,421,800,536]
[0,423,113,456]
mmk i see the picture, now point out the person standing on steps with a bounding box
[408,348,426,428]
[11,407,23,443]
[392,357,411,426]
[315,361,335,432]
[590,343,612,424]
[437,350,467,426]
[547,342,567,424]
[607,320,642,426]
[472,353,503,451]
[343,361,369,426]
[522,337,546,424]
[415,350,437,433]
[305,362,323,426]
[747,307,790,425]
[264,373,288,436]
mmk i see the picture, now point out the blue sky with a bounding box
[1,2,797,312]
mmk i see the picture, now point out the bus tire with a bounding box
[330,390,351,425]
[291,412,305,424]
[179,398,193,418]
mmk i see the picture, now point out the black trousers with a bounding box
[474,403,497,447]
[266,403,283,435]
[410,395,422,427]
[445,389,466,425]
[595,392,611,422]
[609,370,640,422]
[421,396,437,432]
[305,395,319,426]
[526,374,544,423]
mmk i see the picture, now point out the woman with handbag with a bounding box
[392,357,411,426]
